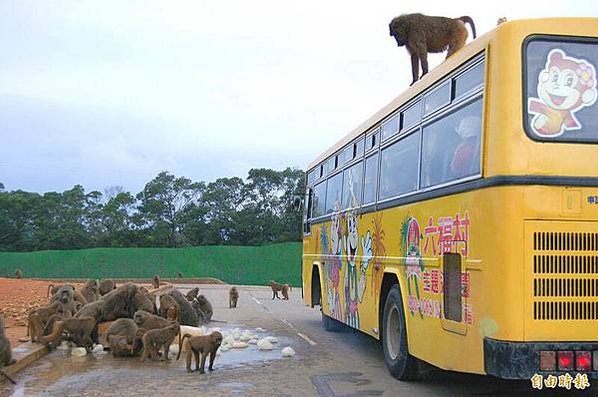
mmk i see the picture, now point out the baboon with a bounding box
[177,272,184,279]
[164,289,199,326]
[14,269,23,279]
[158,294,179,319]
[389,13,477,85]
[140,287,158,314]
[133,310,172,331]
[140,322,181,361]
[192,295,213,325]
[76,283,154,323]
[152,275,160,289]
[496,17,507,25]
[165,305,181,323]
[229,286,239,308]
[176,331,223,373]
[185,287,199,302]
[0,314,16,384]
[39,317,96,351]
[269,280,291,300]
[106,318,142,357]
[98,279,117,296]
[28,301,65,342]
[49,284,86,315]
[79,279,100,303]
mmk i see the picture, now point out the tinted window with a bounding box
[379,132,420,200]
[402,101,422,130]
[525,38,598,142]
[342,162,363,209]
[363,154,378,204]
[367,130,379,150]
[313,181,326,217]
[455,61,485,98]
[325,173,343,214]
[356,138,365,157]
[382,114,399,140]
[307,170,317,186]
[421,99,482,188]
[424,81,451,116]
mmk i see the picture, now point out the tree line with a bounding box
[0,168,305,252]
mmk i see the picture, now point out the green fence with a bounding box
[0,243,302,286]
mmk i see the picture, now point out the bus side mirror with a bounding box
[292,195,303,212]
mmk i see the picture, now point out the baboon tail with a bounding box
[176,334,191,361]
[457,16,476,39]
[47,284,54,298]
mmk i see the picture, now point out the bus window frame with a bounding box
[522,34,598,144]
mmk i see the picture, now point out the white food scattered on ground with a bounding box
[281,347,295,357]
[71,347,87,357]
[257,339,273,351]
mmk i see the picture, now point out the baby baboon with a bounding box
[229,286,239,308]
[106,318,142,357]
[192,295,213,325]
[152,275,160,289]
[389,13,477,85]
[268,280,291,300]
[79,279,100,303]
[28,301,64,342]
[140,322,181,361]
[176,331,223,373]
[14,269,23,279]
[158,294,179,319]
[0,314,16,384]
[39,317,96,351]
[98,279,117,296]
[185,287,199,302]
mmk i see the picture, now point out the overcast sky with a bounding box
[0,1,595,194]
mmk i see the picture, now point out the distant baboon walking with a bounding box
[152,275,160,289]
[389,13,477,85]
[229,287,239,308]
[176,331,223,373]
[269,280,291,300]
[15,269,23,279]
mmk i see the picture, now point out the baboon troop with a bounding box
[14,269,23,279]
[140,322,180,361]
[389,13,477,85]
[268,280,291,300]
[229,287,239,308]
[177,331,223,373]
[152,275,160,289]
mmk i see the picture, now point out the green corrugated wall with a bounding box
[0,243,302,286]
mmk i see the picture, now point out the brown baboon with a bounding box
[14,269,23,279]
[28,301,65,342]
[39,317,96,351]
[192,295,213,325]
[133,310,172,331]
[106,318,142,357]
[79,279,100,303]
[389,13,477,85]
[176,331,223,373]
[158,294,179,319]
[152,275,160,289]
[185,287,199,302]
[165,305,181,323]
[140,322,181,361]
[268,280,291,300]
[164,289,199,326]
[229,286,239,308]
[177,272,184,279]
[49,285,86,315]
[76,283,154,324]
[98,279,117,296]
[0,314,16,384]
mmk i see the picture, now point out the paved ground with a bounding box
[1,285,588,396]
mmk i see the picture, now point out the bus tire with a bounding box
[322,312,345,332]
[382,284,418,381]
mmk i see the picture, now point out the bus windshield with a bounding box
[525,36,598,142]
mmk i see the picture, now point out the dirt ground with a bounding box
[0,277,83,348]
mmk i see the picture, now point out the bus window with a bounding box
[524,37,598,142]
[382,113,400,141]
[401,101,422,130]
[312,181,327,218]
[363,153,379,205]
[421,99,482,188]
[342,161,363,210]
[379,132,420,200]
[325,172,343,214]
[424,81,451,116]
[454,61,484,99]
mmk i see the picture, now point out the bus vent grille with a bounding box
[533,301,598,320]
[534,278,598,297]
[533,255,598,274]
[533,232,598,252]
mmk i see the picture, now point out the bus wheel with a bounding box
[382,285,418,381]
[322,312,345,332]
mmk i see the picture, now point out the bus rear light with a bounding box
[558,351,574,371]
[576,351,591,371]
[539,351,556,371]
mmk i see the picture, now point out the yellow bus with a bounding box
[301,18,598,381]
